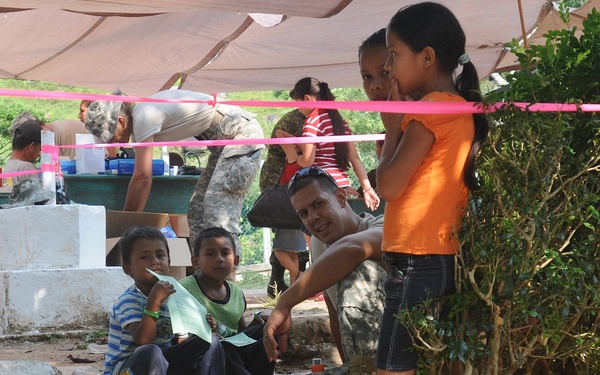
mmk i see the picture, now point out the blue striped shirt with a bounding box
[104,285,172,375]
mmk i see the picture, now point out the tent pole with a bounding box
[517,0,529,47]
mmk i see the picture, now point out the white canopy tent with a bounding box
[0,0,596,95]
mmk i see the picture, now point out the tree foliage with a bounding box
[0,79,104,164]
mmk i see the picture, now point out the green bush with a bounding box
[239,177,268,265]
[0,79,103,164]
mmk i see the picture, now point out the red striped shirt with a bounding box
[303,108,351,187]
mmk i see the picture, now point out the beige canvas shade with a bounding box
[494,1,597,73]
[0,0,352,17]
[0,0,596,95]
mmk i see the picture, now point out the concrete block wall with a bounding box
[0,268,131,335]
[0,205,106,270]
[0,204,132,336]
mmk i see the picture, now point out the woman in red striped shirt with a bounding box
[290,77,380,211]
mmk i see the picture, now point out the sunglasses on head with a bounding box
[288,166,338,191]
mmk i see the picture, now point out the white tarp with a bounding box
[0,0,596,95]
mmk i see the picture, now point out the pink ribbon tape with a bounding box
[1,89,599,114]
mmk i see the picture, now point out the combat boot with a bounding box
[267,251,288,298]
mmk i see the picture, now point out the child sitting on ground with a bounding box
[180,227,276,375]
[104,226,226,375]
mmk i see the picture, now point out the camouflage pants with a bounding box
[187,115,263,257]
[336,259,386,360]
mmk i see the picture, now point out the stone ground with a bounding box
[0,289,343,375]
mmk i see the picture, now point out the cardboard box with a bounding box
[106,210,191,280]
[169,214,190,238]
[108,159,165,175]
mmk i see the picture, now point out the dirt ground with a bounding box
[0,336,337,375]
[0,290,341,375]
[0,336,108,375]
[0,337,329,374]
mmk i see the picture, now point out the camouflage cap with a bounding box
[0,178,54,209]
[10,111,39,134]
[85,89,124,143]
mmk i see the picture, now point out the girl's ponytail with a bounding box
[318,82,333,101]
[319,82,350,170]
[455,61,489,191]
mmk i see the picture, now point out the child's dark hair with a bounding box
[388,2,489,190]
[289,77,350,171]
[119,226,170,264]
[192,227,236,257]
[358,28,386,58]
[12,135,41,150]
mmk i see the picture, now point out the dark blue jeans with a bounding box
[118,344,168,375]
[376,252,456,372]
[222,324,275,375]
[163,334,225,375]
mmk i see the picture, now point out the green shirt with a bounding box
[179,275,246,336]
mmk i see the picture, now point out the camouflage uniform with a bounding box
[188,110,264,256]
[336,260,386,369]
[258,109,305,191]
[311,213,385,373]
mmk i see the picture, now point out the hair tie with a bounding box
[317,82,330,100]
[458,53,470,66]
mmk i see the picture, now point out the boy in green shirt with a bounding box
[180,227,275,374]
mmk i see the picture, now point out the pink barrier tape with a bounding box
[1,89,599,114]
[224,100,600,114]
[53,134,386,150]
[0,89,212,105]
[41,145,60,161]
[2,89,598,181]
[0,167,51,179]
[209,92,218,107]
[1,136,386,179]
[0,169,41,179]
[41,164,55,173]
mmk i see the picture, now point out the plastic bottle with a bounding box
[55,160,69,204]
[311,358,325,374]
[162,146,170,175]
